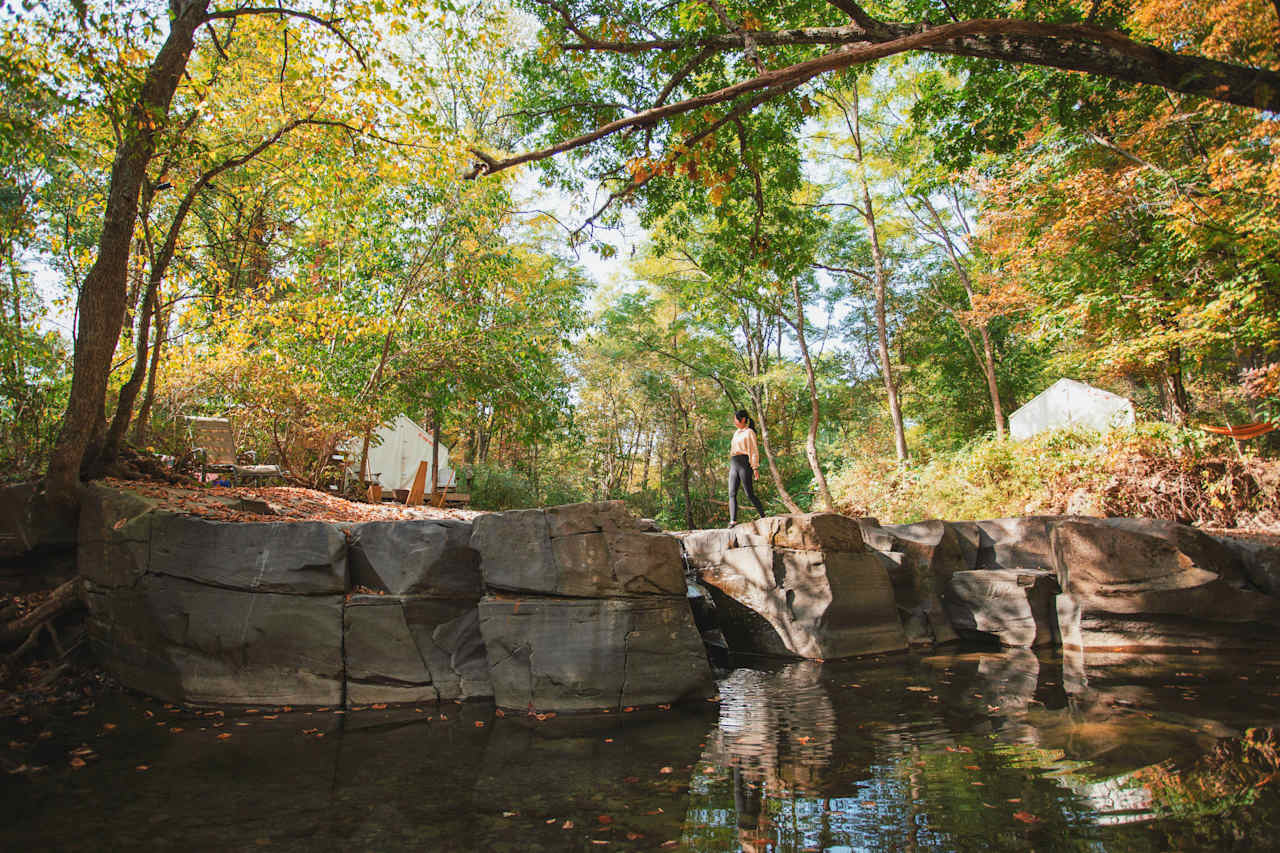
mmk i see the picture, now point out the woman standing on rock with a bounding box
[728,409,766,526]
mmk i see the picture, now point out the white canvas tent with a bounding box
[1009,378,1135,440]
[345,414,454,491]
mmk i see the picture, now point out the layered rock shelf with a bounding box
[65,478,1280,712]
[680,513,1280,658]
[472,503,715,712]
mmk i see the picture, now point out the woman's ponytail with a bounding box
[735,409,757,432]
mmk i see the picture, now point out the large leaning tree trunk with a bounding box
[44,0,211,510]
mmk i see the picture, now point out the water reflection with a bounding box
[688,650,1280,851]
[4,650,1280,851]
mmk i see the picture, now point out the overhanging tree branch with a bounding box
[471,18,1280,178]
[204,5,367,68]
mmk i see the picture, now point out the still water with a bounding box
[4,649,1280,851]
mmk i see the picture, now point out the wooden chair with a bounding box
[185,416,285,485]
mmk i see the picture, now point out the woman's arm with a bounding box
[748,430,760,474]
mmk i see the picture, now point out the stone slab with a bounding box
[477,596,714,712]
[470,508,556,595]
[345,519,479,597]
[84,575,343,706]
[149,515,347,594]
[735,513,864,552]
[943,569,1060,647]
[700,545,906,659]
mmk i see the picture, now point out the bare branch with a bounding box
[204,5,366,68]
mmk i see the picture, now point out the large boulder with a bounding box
[943,569,1066,647]
[1050,518,1280,647]
[149,515,347,594]
[971,516,1062,572]
[1214,537,1280,597]
[83,575,344,706]
[691,515,908,660]
[875,519,964,645]
[1099,518,1247,586]
[472,502,684,598]
[477,595,715,712]
[79,483,348,593]
[77,483,159,587]
[344,519,479,596]
[344,595,490,706]
[0,481,77,564]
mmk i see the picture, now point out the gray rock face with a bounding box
[1099,518,1248,586]
[80,482,489,708]
[1051,518,1280,647]
[971,516,1062,572]
[149,515,347,594]
[345,519,479,596]
[737,512,864,552]
[943,569,1065,647]
[0,481,77,560]
[84,575,344,706]
[875,519,964,645]
[472,503,684,597]
[1223,538,1280,597]
[344,595,491,706]
[77,483,157,587]
[477,595,714,712]
[684,514,908,660]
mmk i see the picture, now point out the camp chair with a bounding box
[185,416,285,485]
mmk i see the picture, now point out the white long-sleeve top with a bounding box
[730,428,759,471]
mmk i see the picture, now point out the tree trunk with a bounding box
[789,279,835,510]
[1162,349,1190,424]
[847,86,908,462]
[131,300,167,447]
[748,387,800,514]
[44,0,211,508]
[919,195,1007,438]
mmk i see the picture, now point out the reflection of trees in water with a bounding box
[682,652,1280,850]
[708,661,836,791]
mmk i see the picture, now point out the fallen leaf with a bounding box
[562,820,574,830]
[626,832,643,840]
[1012,811,1041,824]
[217,733,232,740]
[69,757,86,768]
[502,811,517,818]
[102,723,117,731]
[474,721,485,728]
[1007,798,1022,804]
[136,764,149,771]
[659,766,673,774]
[861,801,876,808]
[170,727,185,734]
[371,703,388,710]
[964,765,980,770]
[906,686,930,692]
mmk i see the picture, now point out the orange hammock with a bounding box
[1200,422,1277,440]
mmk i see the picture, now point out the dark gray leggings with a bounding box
[728,454,765,524]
